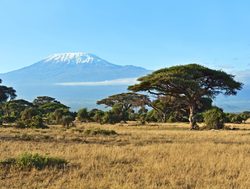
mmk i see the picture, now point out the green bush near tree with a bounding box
[204,108,225,129]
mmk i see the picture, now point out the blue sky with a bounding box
[1,0,250,73]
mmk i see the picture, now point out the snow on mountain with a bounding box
[43,52,102,64]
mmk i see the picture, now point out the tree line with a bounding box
[0,64,249,129]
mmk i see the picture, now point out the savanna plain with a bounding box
[1,122,250,189]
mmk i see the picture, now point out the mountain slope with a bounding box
[0,52,151,110]
[0,52,150,85]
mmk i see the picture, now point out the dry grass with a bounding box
[1,122,250,189]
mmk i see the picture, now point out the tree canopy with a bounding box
[0,79,16,103]
[128,64,243,129]
[33,96,60,106]
[97,92,149,123]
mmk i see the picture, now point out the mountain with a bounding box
[0,52,151,110]
[1,52,150,84]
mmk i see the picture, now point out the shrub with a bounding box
[2,115,16,123]
[15,116,47,129]
[101,111,117,124]
[204,108,225,129]
[77,108,89,122]
[62,115,75,128]
[225,113,249,124]
[15,120,26,128]
[84,128,117,136]
[29,115,47,128]
[0,152,67,170]
[92,110,105,123]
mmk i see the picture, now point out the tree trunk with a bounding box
[162,113,167,123]
[189,105,197,129]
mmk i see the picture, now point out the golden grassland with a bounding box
[1,121,250,189]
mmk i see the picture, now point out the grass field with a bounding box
[0,122,250,189]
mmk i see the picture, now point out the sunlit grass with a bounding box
[0,122,250,188]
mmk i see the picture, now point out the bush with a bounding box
[101,111,117,124]
[15,120,27,128]
[0,152,67,170]
[84,128,117,136]
[29,115,47,128]
[204,108,225,129]
[225,113,249,124]
[77,108,89,122]
[2,115,16,123]
[92,110,105,123]
[15,116,47,129]
[62,115,75,128]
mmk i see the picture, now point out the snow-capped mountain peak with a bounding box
[43,52,101,64]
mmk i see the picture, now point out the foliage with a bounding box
[17,115,47,129]
[0,79,16,103]
[101,111,118,124]
[92,109,105,123]
[0,152,67,170]
[225,112,250,124]
[77,108,89,122]
[21,107,39,120]
[97,93,149,122]
[129,64,242,129]
[84,128,117,136]
[204,108,225,129]
[145,110,159,122]
[33,96,60,106]
[61,115,75,128]
[1,99,33,122]
[138,107,148,124]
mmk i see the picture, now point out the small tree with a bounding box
[204,108,225,129]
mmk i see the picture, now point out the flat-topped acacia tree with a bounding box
[97,92,149,122]
[128,64,243,129]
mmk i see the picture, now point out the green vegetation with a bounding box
[0,64,248,130]
[128,64,242,129]
[84,128,117,136]
[204,108,225,129]
[0,152,67,170]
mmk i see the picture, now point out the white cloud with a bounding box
[55,78,139,86]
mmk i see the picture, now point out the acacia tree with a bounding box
[33,96,60,106]
[0,79,16,103]
[128,64,242,129]
[97,92,149,122]
[2,99,33,121]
